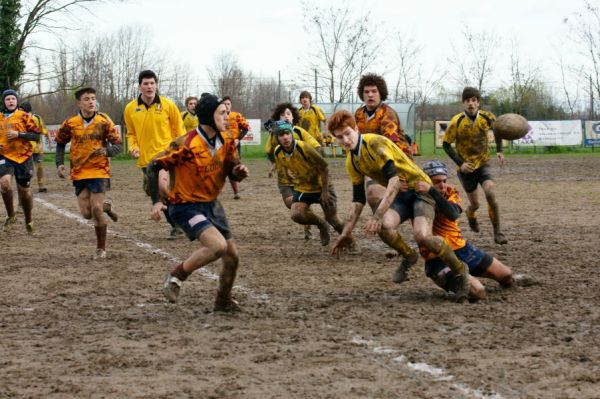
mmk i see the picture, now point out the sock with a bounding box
[95,225,107,250]
[171,262,191,281]
[387,231,416,258]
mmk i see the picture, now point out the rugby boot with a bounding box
[162,273,182,303]
[493,225,508,244]
[3,216,16,232]
[25,222,36,236]
[454,263,471,303]
[317,223,330,246]
[214,298,242,313]
[304,225,312,240]
[392,250,419,284]
[103,200,119,222]
[467,216,480,233]
[93,248,107,260]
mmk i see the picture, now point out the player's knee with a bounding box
[210,241,228,258]
[471,284,486,300]
[0,179,12,193]
[413,230,431,247]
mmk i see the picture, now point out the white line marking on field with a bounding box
[35,197,498,397]
[34,197,267,301]
[351,335,504,399]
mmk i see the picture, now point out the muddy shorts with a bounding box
[457,163,493,193]
[0,156,33,187]
[389,189,435,222]
[74,178,110,196]
[292,186,337,206]
[33,153,44,164]
[169,201,232,241]
[278,184,294,199]
[425,241,493,291]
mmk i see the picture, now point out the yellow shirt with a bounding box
[181,110,199,132]
[298,105,326,142]
[55,112,121,180]
[30,114,48,154]
[0,109,40,163]
[124,95,184,168]
[265,125,320,186]
[443,110,496,170]
[274,140,328,193]
[346,134,431,188]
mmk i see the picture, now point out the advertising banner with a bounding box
[513,121,582,146]
[584,121,600,146]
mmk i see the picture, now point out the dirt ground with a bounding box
[1,154,599,399]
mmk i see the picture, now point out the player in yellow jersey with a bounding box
[181,96,199,132]
[415,160,514,300]
[222,96,251,199]
[147,94,249,311]
[265,103,322,240]
[0,89,41,234]
[20,101,49,193]
[443,87,507,244]
[327,110,471,303]
[272,120,358,252]
[298,91,326,153]
[56,87,121,259]
[124,70,185,239]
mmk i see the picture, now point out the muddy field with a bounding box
[1,154,599,398]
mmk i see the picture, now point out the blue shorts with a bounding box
[424,241,493,292]
[0,155,33,187]
[169,201,232,241]
[73,178,110,196]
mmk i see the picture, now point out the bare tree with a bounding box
[393,33,422,102]
[207,52,247,99]
[557,53,582,118]
[506,39,541,115]
[449,26,500,93]
[303,2,380,103]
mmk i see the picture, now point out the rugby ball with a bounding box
[493,113,530,140]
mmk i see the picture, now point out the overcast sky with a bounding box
[31,0,591,98]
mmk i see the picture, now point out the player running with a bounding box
[55,87,121,259]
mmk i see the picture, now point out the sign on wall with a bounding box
[241,119,261,145]
[513,121,582,146]
[584,121,600,146]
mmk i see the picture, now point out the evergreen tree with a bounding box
[0,0,24,92]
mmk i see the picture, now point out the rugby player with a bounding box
[55,87,121,259]
[328,110,470,303]
[148,94,249,311]
[443,87,507,244]
[0,89,41,234]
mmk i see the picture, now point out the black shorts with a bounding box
[457,163,493,193]
[32,153,44,164]
[0,156,33,187]
[169,201,232,241]
[73,178,110,196]
[389,190,435,222]
[292,186,338,206]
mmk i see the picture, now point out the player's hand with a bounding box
[364,216,382,235]
[331,234,354,258]
[268,164,276,178]
[92,148,107,157]
[415,181,430,193]
[321,189,331,205]
[233,164,249,180]
[6,130,19,140]
[460,162,474,173]
[497,152,505,167]
[57,165,67,179]
[234,139,240,146]
[130,148,140,158]
[150,202,167,221]
[398,179,409,192]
